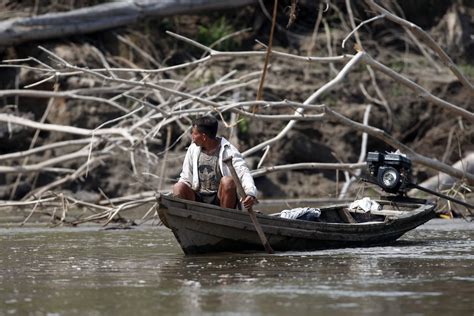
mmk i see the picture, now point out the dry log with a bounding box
[0,0,258,47]
[0,113,135,141]
[251,162,366,178]
[411,153,474,192]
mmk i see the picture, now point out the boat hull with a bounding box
[158,195,436,254]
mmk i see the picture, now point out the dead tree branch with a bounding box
[366,0,474,94]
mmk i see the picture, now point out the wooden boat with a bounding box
[158,194,437,255]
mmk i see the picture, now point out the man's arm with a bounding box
[178,147,194,188]
[231,151,257,198]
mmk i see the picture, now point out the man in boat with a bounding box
[173,115,257,209]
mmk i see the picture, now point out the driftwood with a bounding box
[412,153,474,192]
[0,0,258,47]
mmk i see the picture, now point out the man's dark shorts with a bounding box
[195,191,220,206]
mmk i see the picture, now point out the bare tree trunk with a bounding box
[0,0,258,46]
[412,153,474,192]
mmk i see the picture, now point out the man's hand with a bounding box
[241,195,257,209]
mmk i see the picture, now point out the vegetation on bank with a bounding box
[0,0,472,225]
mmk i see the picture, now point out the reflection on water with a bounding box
[0,220,472,315]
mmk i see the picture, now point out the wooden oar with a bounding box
[223,156,274,254]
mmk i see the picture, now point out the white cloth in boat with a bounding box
[280,207,321,219]
[349,197,382,213]
[178,137,257,197]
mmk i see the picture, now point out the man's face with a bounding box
[191,126,206,146]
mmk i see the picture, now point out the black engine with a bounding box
[366,151,412,194]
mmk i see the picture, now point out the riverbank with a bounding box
[0,1,472,215]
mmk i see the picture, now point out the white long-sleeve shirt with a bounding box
[178,137,257,197]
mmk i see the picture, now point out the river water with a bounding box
[0,219,472,315]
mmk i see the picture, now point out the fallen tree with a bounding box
[0,0,258,47]
[0,0,472,225]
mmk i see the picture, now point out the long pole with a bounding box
[410,183,474,209]
[223,156,274,254]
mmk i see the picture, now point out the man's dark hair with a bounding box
[193,116,218,139]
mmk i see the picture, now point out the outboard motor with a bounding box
[366,151,412,195]
[365,151,472,209]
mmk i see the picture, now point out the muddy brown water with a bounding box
[0,219,472,315]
